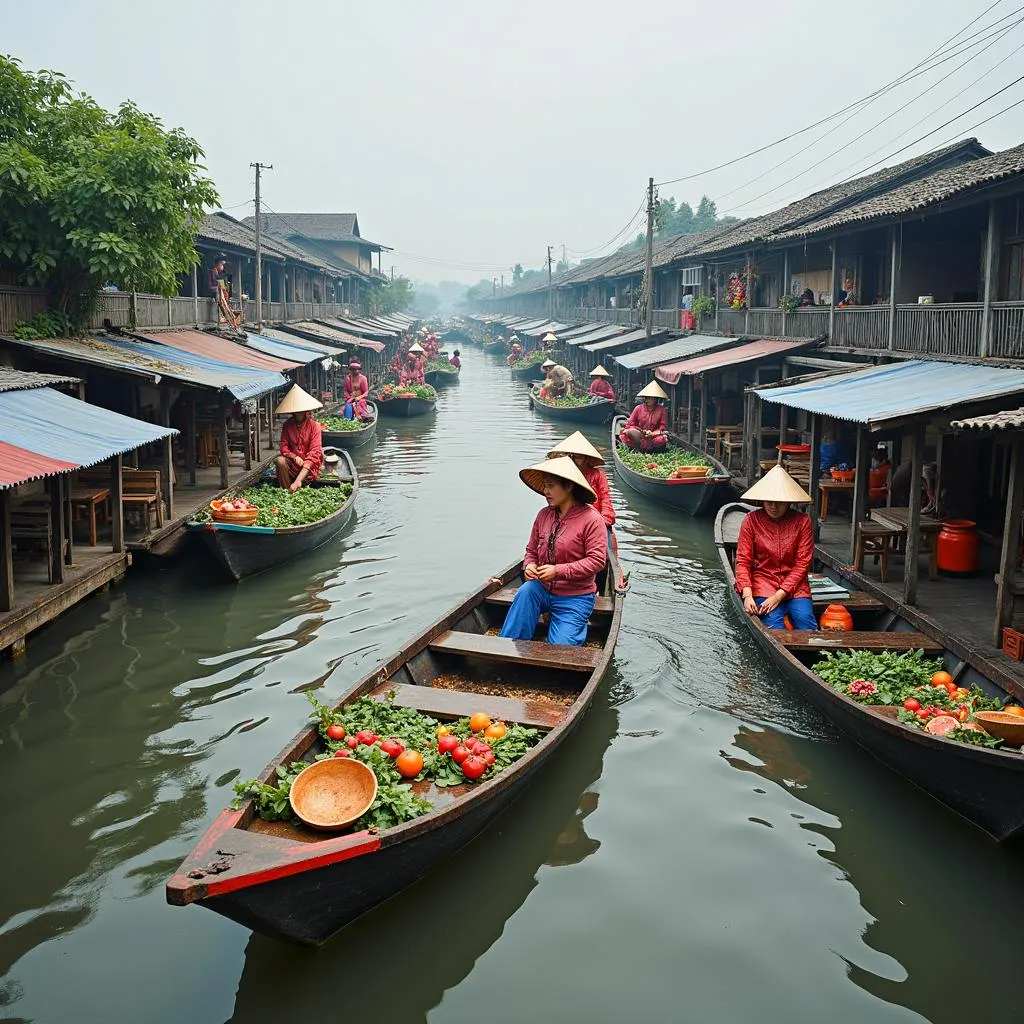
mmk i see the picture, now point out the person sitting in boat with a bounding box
[499,456,607,646]
[735,466,817,631]
[448,349,461,370]
[275,384,324,493]
[343,359,369,420]
[506,342,523,367]
[541,363,573,399]
[400,344,425,386]
[619,380,669,450]
[538,358,556,388]
[588,364,615,402]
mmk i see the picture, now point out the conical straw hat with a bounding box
[274,384,323,415]
[548,431,604,465]
[541,358,556,369]
[589,364,611,377]
[637,380,669,400]
[741,465,812,503]
[543,332,558,343]
[407,342,425,353]
[519,455,597,505]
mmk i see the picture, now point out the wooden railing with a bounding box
[990,303,1024,359]
[0,286,48,333]
[89,293,219,330]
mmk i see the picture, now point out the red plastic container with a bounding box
[1003,627,1024,661]
[819,604,854,631]
[936,519,979,575]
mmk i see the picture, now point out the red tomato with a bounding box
[482,750,496,766]
[346,736,359,749]
[437,734,459,755]
[326,723,346,741]
[902,698,921,712]
[356,730,377,746]
[452,744,470,765]
[915,710,930,720]
[396,749,424,778]
[461,755,487,780]
[380,738,405,758]
[333,749,350,758]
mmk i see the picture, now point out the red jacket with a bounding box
[279,416,323,479]
[589,378,615,401]
[734,508,813,600]
[583,466,615,527]
[344,372,368,402]
[623,403,666,434]
[524,503,606,596]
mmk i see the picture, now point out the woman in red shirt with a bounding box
[735,466,817,630]
[274,385,324,493]
[499,456,607,646]
[588,365,615,401]
[343,359,369,419]
[620,380,669,450]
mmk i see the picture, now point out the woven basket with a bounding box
[210,501,259,526]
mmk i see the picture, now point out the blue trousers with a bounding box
[343,402,355,420]
[754,596,817,630]
[499,580,596,645]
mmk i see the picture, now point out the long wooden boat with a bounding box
[425,367,460,389]
[187,449,358,581]
[319,402,377,449]
[372,390,437,418]
[530,386,615,424]
[715,501,1024,840]
[482,340,507,355]
[167,554,626,944]
[510,361,546,382]
[610,415,731,516]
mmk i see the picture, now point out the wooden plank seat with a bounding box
[122,470,162,529]
[10,504,53,582]
[375,682,566,730]
[429,630,600,672]
[485,586,614,616]
[853,521,901,583]
[811,591,886,612]
[779,630,942,653]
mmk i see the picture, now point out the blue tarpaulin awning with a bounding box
[755,360,1024,428]
[245,333,332,364]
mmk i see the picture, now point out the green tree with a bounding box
[367,275,414,315]
[0,56,219,329]
[512,263,523,284]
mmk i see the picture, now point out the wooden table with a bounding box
[870,506,941,581]
[70,487,110,547]
[705,424,742,459]
[817,479,854,522]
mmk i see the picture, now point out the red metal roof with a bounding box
[142,330,299,372]
[655,339,812,386]
[0,440,78,487]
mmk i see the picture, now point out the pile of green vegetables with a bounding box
[317,415,366,431]
[426,358,457,373]
[536,392,592,407]
[512,350,548,368]
[615,444,711,477]
[815,649,1005,748]
[377,383,437,400]
[233,693,541,831]
[193,482,352,528]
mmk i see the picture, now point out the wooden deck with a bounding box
[0,547,129,658]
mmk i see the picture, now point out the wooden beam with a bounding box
[904,424,925,605]
[828,242,838,342]
[160,388,174,520]
[187,394,197,487]
[219,398,230,489]
[0,490,14,612]
[995,436,1024,645]
[50,476,65,585]
[980,199,998,359]
[242,411,252,470]
[699,376,708,451]
[686,375,694,445]
[888,225,898,350]
[850,426,871,562]
[111,456,124,553]
[809,413,822,542]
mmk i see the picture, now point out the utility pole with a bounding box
[390,265,394,281]
[251,161,273,330]
[493,277,497,297]
[547,245,554,320]
[644,176,656,341]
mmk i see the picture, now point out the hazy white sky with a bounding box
[5,0,1024,284]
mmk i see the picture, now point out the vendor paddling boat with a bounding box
[188,448,358,581]
[530,385,615,424]
[371,384,438,418]
[317,403,378,449]
[167,554,626,945]
[610,415,730,516]
[716,501,1024,841]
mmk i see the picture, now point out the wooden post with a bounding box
[219,398,230,489]
[713,266,720,333]
[187,394,197,487]
[129,385,140,468]
[699,376,708,451]
[745,393,761,486]
[904,424,925,604]
[160,388,174,520]
[111,456,124,554]
[995,436,1024,645]
[809,413,822,541]
[781,249,789,336]
[0,490,14,612]
[850,426,871,562]
[779,405,789,448]
[64,479,73,565]
[50,476,65,585]
[242,410,252,470]
[744,253,752,335]
[192,265,200,326]
[888,226,898,350]
[686,375,694,445]
[753,369,764,468]
[828,243,838,342]
[980,199,998,359]
[254,399,262,462]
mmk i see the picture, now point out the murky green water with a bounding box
[2,351,1023,1024]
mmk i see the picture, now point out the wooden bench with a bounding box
[485,587,614,617]
[811,591,886,613]
[429,630,600,672]
[374,682,565,730]
[721,437,745,469]
[779,630,942,654]
[78,468,162,530]
[853,521,901,583]
[10,503,53,581]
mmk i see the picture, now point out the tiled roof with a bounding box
[242,212,389,251]
[951,407,1024,432]
[0,368,81,392]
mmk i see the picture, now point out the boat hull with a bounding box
[530,391,614,424]
[375,396,437,418]
[319,403,377,449]
[610,416,730,515]
[483,341,506,355]
[425,369,460,388]
[510,363,544,381]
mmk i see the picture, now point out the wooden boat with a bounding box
[372,389,437,418]
[610,415,731,516]
[188,449,358,581]
[530,386,615,424]
[166,555,626,944]
[715,501,1024,840]
[425,366,460,389]
[482,340,507,355]
[319,402,377,449]
[510,361,546,382]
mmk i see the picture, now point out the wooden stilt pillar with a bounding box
[242,410,252,470]
[219,399,230,489]
[995,436,1024,645]
[0,490,14,612]
[904,425,925,605]
[850,426,871,562]
[129,386,140,468]
[160,389,174,520]
[187,395,197,487]
[686,376,694,445]
[111,456,124,553]
[699,378,707,453]
[809,413,822,542]
[50,476,66,584]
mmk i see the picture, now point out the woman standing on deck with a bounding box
[619,380,669,450]
[499,456,606,646]
[588,365,615,401]
[734,466,817,630]
[275,385,324,493]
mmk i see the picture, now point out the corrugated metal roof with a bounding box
[256,327,343,357]
[0,368,80,392]
[0,387,177,489]
[565,325,632,348]
[519,320,571,337]
[655,338,814,385]
[756,360,1024,427]
[244,332,328,364]
[557,322,608,339]
[583,327,671,353]
[951,408,1024,432]
[613,335,737,370]
[140,329,298,372]
[325,316,396,339]
[286,322,386,353]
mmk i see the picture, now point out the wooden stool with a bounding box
[854,522,901,583]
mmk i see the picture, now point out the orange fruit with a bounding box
[931,671,953,688]
[1003,705,1024,719]
[469,712,491,733]
[484,722,507,741]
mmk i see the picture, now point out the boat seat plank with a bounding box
[429,630,600,672]
[811,592,885,612]
[485,587,614,616]
[375,682,566,730]
[779,630,942,653]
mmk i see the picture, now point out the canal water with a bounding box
[2,349,1022,1024]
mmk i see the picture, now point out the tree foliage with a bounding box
[0,55,218,327]
[367,275,415,315]
[628,194,737,248]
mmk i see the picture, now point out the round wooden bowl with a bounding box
[210,504,259,526]
[973,711,1024,747]
[289,758,378,831]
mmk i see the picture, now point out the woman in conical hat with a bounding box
[498,456,607,647]
[588,364,615,402]
[735,466,817,631]
[274,385,324,492]
[400,343,426,386]
[619,379,669,451]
